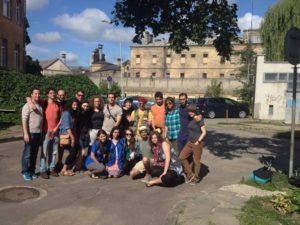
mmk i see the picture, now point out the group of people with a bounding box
[21,88,206,187]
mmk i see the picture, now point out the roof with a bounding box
[93,64,120,73]
[39,58,60,69]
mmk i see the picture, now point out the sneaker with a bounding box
[50,170,59,177]
[30,172,38,179]
[141,174,151,183]
[22,172,32,181]
[185,174,195,184]
[41,172,49,179]
[190,177,200,185]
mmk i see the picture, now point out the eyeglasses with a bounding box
[126,133,133,136]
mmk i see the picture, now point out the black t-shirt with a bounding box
[90,110,104,129]
[188,119,205,142]
[119,107,134,134]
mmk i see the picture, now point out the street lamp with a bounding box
[101,20,124,97]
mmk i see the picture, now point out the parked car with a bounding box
[197,97,249,119]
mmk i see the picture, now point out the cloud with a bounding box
[238,12,262,31]
[35,32,61,43]
[27,0,49,11]
[26,44,53,59]
[59,51,79,64]
[53,8,134,43]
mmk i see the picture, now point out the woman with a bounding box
[164,97,180,155]
[85,130,109,179]
[88,96,104,146]
[179,104,206,185]
[119,98,134,136]
[145,131,184,187]
[59,99,79,176]
[106,127,125,178]
[122,128,142,177]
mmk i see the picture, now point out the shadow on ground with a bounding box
[205,130,300,172]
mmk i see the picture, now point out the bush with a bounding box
[204,79,222,97]
[0,70,101,124]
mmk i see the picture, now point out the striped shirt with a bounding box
[165,109,180,139]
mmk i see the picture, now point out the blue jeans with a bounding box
[21,133,41,174]
[177,134,188,154]
[40,131,59,173]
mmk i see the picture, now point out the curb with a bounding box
[0,135,23,144]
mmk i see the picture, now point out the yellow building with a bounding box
[129,30,263,79]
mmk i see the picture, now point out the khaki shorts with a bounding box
[133,158,153,173]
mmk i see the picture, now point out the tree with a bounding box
[261,0,300,61]
[25,17,31,45]
[99,80,121,97]
[205,80,222,97]
[234,45,256,104]
[25,55,42,75]
[112,0,239,59]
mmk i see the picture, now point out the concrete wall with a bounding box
[254,55,298,123]
[88,72,243,97]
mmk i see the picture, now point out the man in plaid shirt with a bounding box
[164,97,180,155]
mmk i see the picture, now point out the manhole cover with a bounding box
[0,186,40,203]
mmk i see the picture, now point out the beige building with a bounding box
[40,58,72,76]
[129,30,263,79]
[0,0,26,72]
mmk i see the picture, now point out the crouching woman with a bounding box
[85,129,108,179]
[145,131,184,187]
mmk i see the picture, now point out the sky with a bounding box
[26,0,279,67]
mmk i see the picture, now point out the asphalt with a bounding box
[0,119,299,225]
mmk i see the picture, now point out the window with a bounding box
[151,72,156,78]
[152,55,157,64]
[16,1,21,25]
[279,73,288,81]
[135,55,141,64]
[203,53,208,64]
[181,54,186,64]
[220,73,225,78]
[220,56,225,64]
[3,0,11,18]
[166,54,171,64]
[14,45,20,69]
[264,73,277,82]
[230,73,235,79]
[165,72,170,79]
[268,105,274,116]
[180,73,185,78]
[191,54,196,58]
[0,39,8,68]
[202,73,207,79]
[135,72,140,78]
[230,55,238,64]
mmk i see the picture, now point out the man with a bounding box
[21,87,43,180]
[56,89,67,109]
[131,96,152,135]
[177,93,192,153]
[130,126,152,181]
[151,91,165,133]
[40,88,61,179]
[74,89,85,108]
[102,93,122,135]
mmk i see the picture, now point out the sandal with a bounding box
[145,182,153,187]
[65,171,75,176]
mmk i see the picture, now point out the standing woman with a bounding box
[106,127,125,178]
[85,130,109,179]
[119,98,134,136]
[179,104,206,185]
[145,131,184,187]
[164,97,180,155]
[122,128,142,176]
[88,96,104,146]
[59,99,79,176]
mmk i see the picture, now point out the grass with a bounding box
[240,173,300,225]
[239,196,300,225]
[241,172,292,192]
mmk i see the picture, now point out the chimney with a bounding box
[117,58,121,66]
[61,53,66,63]
[98,44,103,60]
[101,54,105,62]
[144,31,150,44]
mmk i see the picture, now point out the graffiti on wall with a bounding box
[265,94,285,107]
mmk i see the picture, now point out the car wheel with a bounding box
[239,110,247,118]
[208,110,216,119]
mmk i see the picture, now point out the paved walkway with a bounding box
[0,120,298,225]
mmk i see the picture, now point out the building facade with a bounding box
[254,55,300,124]
[129,31,263,79]
[0,0,26,72]
[40,58,72,76]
